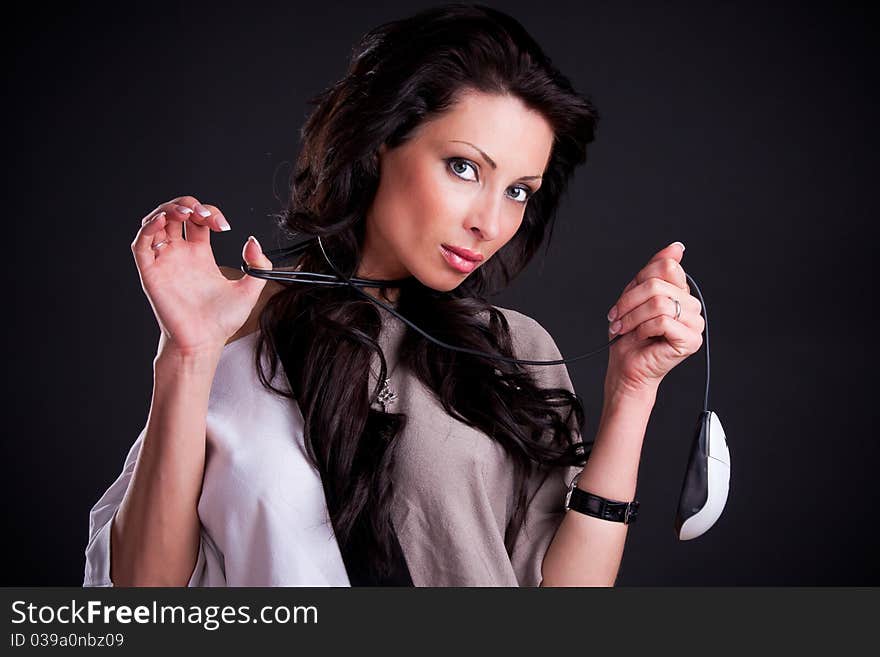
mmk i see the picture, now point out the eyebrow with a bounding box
[449,140,543,181]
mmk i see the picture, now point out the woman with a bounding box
[84,4,703,587]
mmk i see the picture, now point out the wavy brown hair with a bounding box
[252,3,600,584]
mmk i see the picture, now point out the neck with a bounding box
[370,287,401,304]
[355,262,404,305]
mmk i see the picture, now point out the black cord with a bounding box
[313,235,621,366]
[239,234,712,411]
[242,241,411,288]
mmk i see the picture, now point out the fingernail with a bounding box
[175,205,194,215]
[217,216,231,231]
[195,202,212,217]
[610,320,622,334]
[672,241,685,252]
[607,306,618,322]
[143,211,165,226]
[248,235,262,251]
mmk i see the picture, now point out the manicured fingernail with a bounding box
[195,202,212,217]
[610,320,622,334]
[143,211,165,226]
[175,205,194,215]
[217,216,231,231]
[607,306,618,322]
[248,235,261,251]
[672,241,685,251]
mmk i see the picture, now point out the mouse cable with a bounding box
[241,235,710,397]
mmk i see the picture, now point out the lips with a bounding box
[441,244,484,262]
[439,244,482,274]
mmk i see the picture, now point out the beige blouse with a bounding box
[371,304,582,586]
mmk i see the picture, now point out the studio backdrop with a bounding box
[3,0,876,585]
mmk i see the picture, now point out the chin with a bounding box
[404,249,487,293]
[410,267,471,293]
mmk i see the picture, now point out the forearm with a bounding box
[111,344,223,586]
[540,385,655,586]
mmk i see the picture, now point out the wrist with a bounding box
[602,377,658,412]
[154,342,224,378]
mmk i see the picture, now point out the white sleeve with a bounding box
[82,427,225,587]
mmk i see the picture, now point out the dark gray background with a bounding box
[4,0,876,585]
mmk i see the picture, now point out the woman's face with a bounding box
[359,89,555,293]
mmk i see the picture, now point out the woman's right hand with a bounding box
[131,196,274,357]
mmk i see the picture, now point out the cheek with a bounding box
[373,167,421,237]
[389,164,459,243]
[414,162,466,218]
[508,213,525,238]
[493,214,526,253]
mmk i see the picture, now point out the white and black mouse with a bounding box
[675,410,730,540]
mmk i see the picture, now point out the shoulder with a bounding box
[489,305,575,392]
[218,266,286,345]
[490,305,561,360]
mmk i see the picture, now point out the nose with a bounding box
[465,193,504,242]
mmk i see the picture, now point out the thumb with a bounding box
[237,235,273,297]
[649,240,686,265]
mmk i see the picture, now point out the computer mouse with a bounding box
[674,410,730,540]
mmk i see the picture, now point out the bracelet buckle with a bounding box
[623,502,640,524]
[564,474,580,510]
[565,474,640,524]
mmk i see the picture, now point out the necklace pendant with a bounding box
[377,378,398,412]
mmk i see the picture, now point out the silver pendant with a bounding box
[377,378,398,412]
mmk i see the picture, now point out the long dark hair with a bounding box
[253,3,600,582]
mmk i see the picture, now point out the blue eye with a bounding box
[446,158,534,204]
[448,158,477,180]
[508,186,532,203]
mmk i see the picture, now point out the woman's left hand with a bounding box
[604,241,705,401]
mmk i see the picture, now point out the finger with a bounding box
[610,295,706,336]
[145,196,206,223]
[633,314,703,357]
[161,206,185,242]
[143,198,223,242]
[647,241,686,266]
[234,235,273,298]
[165,200,212,241]
[181,203,231,243]
[611,277,702,323]
[609,276,647,321]
[615,241,686,305]
[633,257,688,291]
[678,309,705,334]
[162,203,204,244]
[132,211,168,271]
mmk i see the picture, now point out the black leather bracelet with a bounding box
[564,477,640,524]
